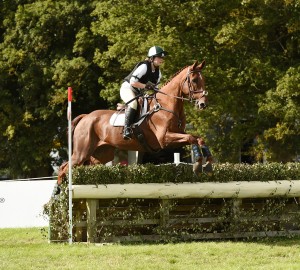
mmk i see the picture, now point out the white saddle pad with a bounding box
[109,112,125,126]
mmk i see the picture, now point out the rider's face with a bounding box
[153,56,164,67]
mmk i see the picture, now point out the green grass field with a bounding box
[0,227,300,269]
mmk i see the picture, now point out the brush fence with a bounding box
[70,180,300,243]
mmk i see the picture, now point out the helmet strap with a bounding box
[152,61,159,69]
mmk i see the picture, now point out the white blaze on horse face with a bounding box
[197,72,205,91]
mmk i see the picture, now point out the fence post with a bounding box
[160,199,170,228]
[232,199,242,217]
[86,199,98,243]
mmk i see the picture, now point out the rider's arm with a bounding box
[131,81,146,89]
[130,64,148,89]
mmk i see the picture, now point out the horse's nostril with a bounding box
[199,103,206,109]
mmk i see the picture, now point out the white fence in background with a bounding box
[0,179,56,228]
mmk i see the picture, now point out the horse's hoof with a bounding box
[203,162,213,175]
[193,162,202,177]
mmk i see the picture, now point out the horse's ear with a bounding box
[198,60,206,70]
[192,60,199,70]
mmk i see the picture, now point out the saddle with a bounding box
[109,96,159,152]
[109,97,149,127]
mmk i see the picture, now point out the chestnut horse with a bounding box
[57,60,208,185]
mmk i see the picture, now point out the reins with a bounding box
[155,66,207,102]
[122,65,207,129]
[142,67,207,127]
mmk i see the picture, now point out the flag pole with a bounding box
[67,86,73,244]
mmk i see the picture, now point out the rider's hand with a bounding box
[143,82,157,95]
[145,81,156,90]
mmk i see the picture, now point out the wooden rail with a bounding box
[72,180,300,199]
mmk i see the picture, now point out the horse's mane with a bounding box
[161,65,189,87]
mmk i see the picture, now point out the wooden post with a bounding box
[160,199,170,228]
[74,216,83,242]
[86,199,98,243]
[232,199,242,217]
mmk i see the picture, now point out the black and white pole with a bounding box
[67,87,73,244]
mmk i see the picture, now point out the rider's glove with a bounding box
[144,81,157,95]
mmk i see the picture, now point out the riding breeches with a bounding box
[120,81,138,110]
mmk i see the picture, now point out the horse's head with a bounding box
[181,60,208,110]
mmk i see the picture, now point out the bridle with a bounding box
[154,67,208,103]
[182,67,208,102]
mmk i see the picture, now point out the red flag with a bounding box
[68,87,72,102]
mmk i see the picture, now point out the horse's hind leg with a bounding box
[91,144,115,164]
[57,162,68,185]
[57,147,94,184]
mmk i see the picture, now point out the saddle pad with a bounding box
[109,112,125,126]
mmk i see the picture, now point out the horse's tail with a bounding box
[72,114,87,136]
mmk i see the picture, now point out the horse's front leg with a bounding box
[163,131,198,147]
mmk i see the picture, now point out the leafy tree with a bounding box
[0,0,107,177]
[189,0,300,162]
[0,0,299,178]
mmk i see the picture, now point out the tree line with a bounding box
[0,0,299,177]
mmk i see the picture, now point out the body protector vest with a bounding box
[124,61,160,87]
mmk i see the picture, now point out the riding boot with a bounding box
[123,107,136,140]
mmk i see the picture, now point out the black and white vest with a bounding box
[124,61,160,85]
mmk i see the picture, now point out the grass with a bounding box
[0,228,300,269]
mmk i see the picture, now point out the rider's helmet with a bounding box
[147,46,168,58]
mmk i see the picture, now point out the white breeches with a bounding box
[120,82,138,110]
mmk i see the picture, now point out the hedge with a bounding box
[72,162,300,185]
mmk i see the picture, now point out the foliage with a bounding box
[0,0,107,177]
[71,162,300,184]
[0,0,299,177]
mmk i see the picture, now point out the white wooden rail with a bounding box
[73,180,300,199]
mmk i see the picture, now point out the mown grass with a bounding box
[0,227,300,270]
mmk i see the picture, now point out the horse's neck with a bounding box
[159,69,186,110]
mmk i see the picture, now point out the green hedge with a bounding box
[72,162,300,185]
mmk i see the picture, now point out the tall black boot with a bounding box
[123,107,136,140]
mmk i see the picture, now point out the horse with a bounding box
[57,60,208,185]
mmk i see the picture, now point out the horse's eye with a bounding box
[192,77,199,84]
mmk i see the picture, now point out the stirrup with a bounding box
[123,128,132,140]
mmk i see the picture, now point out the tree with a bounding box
[1,0,299,178]
[189,0,300,162]
[0,0,107,177]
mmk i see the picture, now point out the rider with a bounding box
[120,46,168,140]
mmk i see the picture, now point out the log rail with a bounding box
[73,180,300,199]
